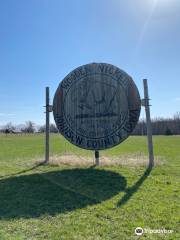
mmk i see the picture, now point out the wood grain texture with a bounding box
[53,63,141,150]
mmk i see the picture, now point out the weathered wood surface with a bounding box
[53,63,141,150]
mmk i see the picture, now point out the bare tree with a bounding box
[38,125,46,133]
[3,122,16,134]
[49,124,58,133]
[21,121,35,133]
[38,124,58,133]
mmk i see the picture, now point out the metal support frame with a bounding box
[95,150,100,166]
[142,79,154,167]
[44,81,154,167]
[44,87,52,164]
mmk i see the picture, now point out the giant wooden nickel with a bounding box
[53,63,141,150]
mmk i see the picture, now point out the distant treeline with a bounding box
[0,121,58,134]
[0,113,180,135]
[133,113,180,135]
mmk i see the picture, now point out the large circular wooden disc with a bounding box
[53,63,141,150]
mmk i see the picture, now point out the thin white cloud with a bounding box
[0,113,15,117]
[174,98,180,102]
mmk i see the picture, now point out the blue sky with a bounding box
[0,0,180,125]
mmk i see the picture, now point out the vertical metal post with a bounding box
[143,79,154,167]
[95,150,99,166]
[45,87,50,164]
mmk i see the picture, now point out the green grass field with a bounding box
[0,134,179,240]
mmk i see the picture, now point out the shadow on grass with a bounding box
[0,168,126,219]
[117,165,153,207]
[0,162,44,180]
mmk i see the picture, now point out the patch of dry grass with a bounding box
[48,152,165,167]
